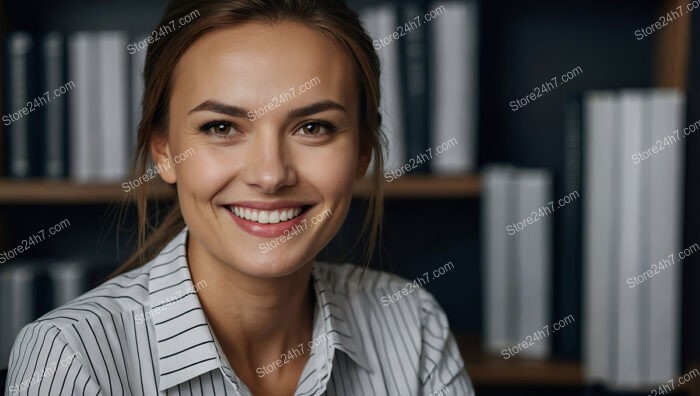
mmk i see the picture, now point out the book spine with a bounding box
[430,1,478,174]
[98,32,128,181]
[582,91,618,383]
[130,35,148,158]
[614,90,645,388]
[5,33,34,178]
[514,169,551,358]
[43,32,67,179]
[647,90,684,384]
[68,33,97,181]
[398,1,430,173]
[554,95,583,360]
[482,166,516,354]
[360,5,406,175]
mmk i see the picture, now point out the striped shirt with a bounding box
[5,227,474,395]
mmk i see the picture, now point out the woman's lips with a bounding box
[225,204,312,238]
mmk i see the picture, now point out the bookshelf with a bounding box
[0,174,480,204]
[457,335,583,386]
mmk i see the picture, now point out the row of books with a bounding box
[0,259,111,368]
[482,88,685,390]
[482,166,552,358]
[2,0,478,181]
[358,0,478,174]
[2,31,146,180]
[581,89,684,389]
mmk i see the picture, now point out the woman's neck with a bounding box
[186,236,315,391]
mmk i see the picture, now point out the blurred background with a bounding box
[1,0,699,395]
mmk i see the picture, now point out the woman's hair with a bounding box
[113,0,385,275]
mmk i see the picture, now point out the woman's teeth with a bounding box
[229,206,303,224]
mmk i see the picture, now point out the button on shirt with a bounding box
[5,227,474,395]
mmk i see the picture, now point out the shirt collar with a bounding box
[310,265,373,373]
[147,227,372,393]
[147,227,222,392]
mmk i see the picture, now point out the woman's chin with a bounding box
[231,250,312,279]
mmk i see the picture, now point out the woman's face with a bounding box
[152,21,366,278]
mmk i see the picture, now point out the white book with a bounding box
[514,169,551,358]
[131,37,148,156]
[0,264,39,366]
[68,32,100,181]
[647,90,684,384]
[48,260,88,306]
[430,1,478,173]
[614,91,646,388]
[582,92,619,383]
[98,31,129,181]
[360,5,405,173]
[482,165,515,354]
[43,32,65,178]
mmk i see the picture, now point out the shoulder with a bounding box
[314,262,472,392]
[5,264,154,394]
[30,264,151,332]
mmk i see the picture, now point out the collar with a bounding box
[147,227,372,393]
[310,265,373,373]
[147,227,223,392]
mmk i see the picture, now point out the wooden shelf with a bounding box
[0,175,480,204]
[0,180,173,204]
[357,174,480,199]
[456,334,583,386]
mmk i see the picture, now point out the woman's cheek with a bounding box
[177,146,237,195]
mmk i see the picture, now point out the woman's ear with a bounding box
[150,133,177,184]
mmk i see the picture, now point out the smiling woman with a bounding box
[5,1,474,395]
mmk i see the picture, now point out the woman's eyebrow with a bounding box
[188,100,249,117]
[187,99,346,119]
[288,100,346,119]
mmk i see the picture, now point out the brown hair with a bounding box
[113,0,385,275]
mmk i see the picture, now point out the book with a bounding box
[398,1,430,172]
[130,35,148,155]
[482,165,516,354]
[682,9,700,367]
[42,32,68,179]
[0,262,46,368]
[429,1,478,174]
[48,260,88,306]
[513,169,551,358]
[613,90,646,388]
[97,31,129,181]
[4,32,38,178]
[554,95,583,360]
[363,4,406,173]
[68,32,100,181]
[646,90,684,384]
[582,91,618,383]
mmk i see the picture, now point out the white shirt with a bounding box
[5,227,474,395]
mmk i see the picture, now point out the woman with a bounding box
[6,1,474,394]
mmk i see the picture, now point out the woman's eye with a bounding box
[296,121,336,138]
[199,121,238,137]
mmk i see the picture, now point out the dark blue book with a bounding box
[553,94,584,360]
[398,1,431,173]
[41,32,69,179]
[682,10,700,365]
[4,32,41,178]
